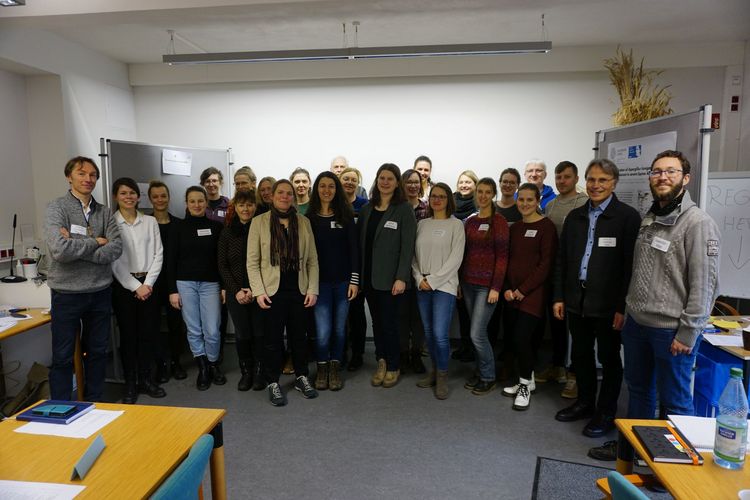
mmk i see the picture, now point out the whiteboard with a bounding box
[706,172,750,299]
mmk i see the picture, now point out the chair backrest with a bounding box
[713,300,740,317]
[151,434,214,500]
[607,471,650,500]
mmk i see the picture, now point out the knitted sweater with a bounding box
[167,214,223,292]
[45,191,122,293]
[625,191,720,348]
[217,216,251,296]
[460,213,509,292]
[412,217,466,296]
[505,217,558,317]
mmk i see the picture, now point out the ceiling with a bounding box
[1,0,749,65]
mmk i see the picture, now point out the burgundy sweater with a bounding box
[460,213,509,292]
[505,217,558,318]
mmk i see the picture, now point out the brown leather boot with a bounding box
[371,359,387,386]
[315,362,329,390]
[329,360,343,391]
[435,370,449,400]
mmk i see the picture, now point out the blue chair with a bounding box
[151,434,214,500]
[607,471,650,500]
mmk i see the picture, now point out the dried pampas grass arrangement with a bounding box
[604,46,673,126]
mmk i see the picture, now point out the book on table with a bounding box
[16,400,95,425]
[632,425,704,465]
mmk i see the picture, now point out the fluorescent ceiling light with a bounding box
[0,0,25,6]
[163,41,551,65]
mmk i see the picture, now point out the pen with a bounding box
[9,308,27,313]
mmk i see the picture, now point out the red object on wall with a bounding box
[711,113,720,129]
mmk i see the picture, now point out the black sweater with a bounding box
[308,213,360,285]
[167,214,223,293]
[217,216,251,296]
[553,194,641,318]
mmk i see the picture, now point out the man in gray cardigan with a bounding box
[589,149,720,461]
[45,156,122,401]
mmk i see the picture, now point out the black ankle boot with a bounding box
[211,361,227,385]
[196,355,211,390]
[252,361,265,391]
[122,378,138,404]
[138,372,167,398]
[155,359,170,383]
[237,360,252,391]
[171,358,187,380]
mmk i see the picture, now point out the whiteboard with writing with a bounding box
[706,173,750,299]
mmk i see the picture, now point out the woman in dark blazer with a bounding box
[359,163,417,388]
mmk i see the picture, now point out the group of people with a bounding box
[44,149,720,460]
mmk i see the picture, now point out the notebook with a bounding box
[632,425,704,464]
[16,400,95,425]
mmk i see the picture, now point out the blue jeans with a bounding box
[49,287,112,401]
[622,315,699,419]
[416,289,455,372]
[462,283,498,381]
[176,281,221,362]
[314,281,350,362]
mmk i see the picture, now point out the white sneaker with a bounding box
[501,372,536,396]
[512,381,531,411]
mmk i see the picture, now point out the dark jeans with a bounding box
[569,312,622,417]
[622,316,698,419]
[504,307,540,381]
[112,279,159,379]
[398,287,425,354]
[366,289,404,371]
[550,315,569,368]
[262,290,309,383]
[49,287,112,401]
[314,281,350,362]
[346,293,367,358]
[225,293,263,362]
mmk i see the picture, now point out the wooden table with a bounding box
[0,308,54,399]
[615,418,750,499]
[0,402,227,499]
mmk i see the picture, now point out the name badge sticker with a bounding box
[330,221,343,229]
[384,221,398,230]
[70,224,88,236]
[433,229,446,237]
[478,223,490,232]
[651,236,670,252]
[598,237,617,247]
[524,229,538,238]
[217,210,226,218]
[707,239,719,256]
[197,228,212,236]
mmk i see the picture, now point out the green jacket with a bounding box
[359,201,417,291]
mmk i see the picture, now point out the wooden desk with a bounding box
[0,308,54,400]
[0,402,227,499]
[616,418,750,499]
[0,308,85,401]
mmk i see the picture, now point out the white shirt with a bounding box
[111,211,163,291]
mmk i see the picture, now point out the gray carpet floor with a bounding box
[111,342,636,500]
[532,457,672,500]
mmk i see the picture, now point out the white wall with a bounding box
[134,66,725,190]
[0,68,35,259]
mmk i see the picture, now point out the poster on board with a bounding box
[608,131,677,216]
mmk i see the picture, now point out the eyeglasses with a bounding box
[500,180,518,185]
[405,180,421,185]
[647,169,683,178]
[429,194,448,200]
